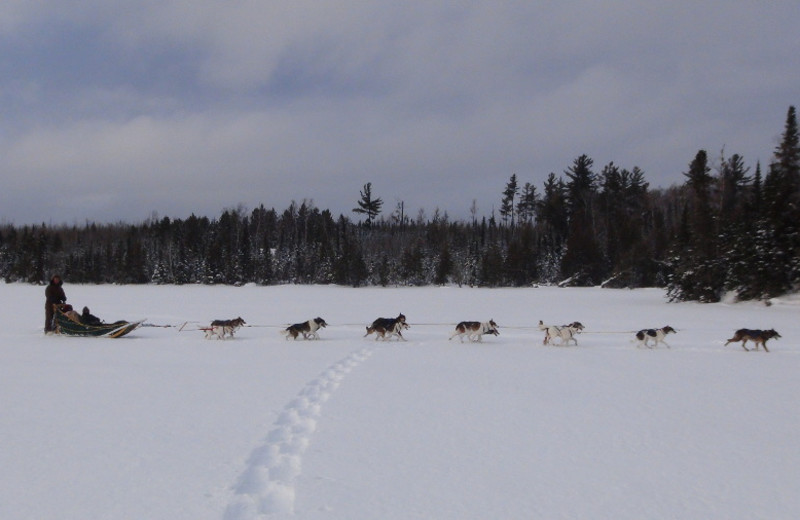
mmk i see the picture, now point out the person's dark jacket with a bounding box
[45,277,67,308]
[44,275,68,333]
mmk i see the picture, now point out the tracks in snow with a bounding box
[223,346,374,519]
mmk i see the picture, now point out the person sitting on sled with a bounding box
[80,306,103,326]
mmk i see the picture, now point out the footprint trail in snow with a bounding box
[224,347,373,519]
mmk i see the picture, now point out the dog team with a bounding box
[202,314,781,352]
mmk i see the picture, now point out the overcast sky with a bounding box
[1,2,798,225]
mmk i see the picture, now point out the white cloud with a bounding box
[1,1,798,224]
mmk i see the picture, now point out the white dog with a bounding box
[204,325,226,340]
[538,320,584,346]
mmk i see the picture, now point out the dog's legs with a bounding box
[740,339,750,351]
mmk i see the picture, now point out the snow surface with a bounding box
[1,283,798,520]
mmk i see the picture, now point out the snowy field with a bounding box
[1,283,799,520]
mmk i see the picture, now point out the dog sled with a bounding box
[54,308,144,338]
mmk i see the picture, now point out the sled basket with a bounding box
[55,309,143,338]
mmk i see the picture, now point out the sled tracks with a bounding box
[224,347,374,519]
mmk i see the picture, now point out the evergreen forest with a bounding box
[2,106,798,303]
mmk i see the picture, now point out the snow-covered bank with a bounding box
[1,284,798,519]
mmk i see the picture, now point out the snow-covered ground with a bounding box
[1,283,798,520]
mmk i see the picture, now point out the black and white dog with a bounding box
[538,320,584,346]
[365,313,408,341]
[449,320,499,342]
[283,317,328,340]
[635,326,676,348]
[383,321,411,341]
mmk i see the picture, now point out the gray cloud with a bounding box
[1,2,798,224]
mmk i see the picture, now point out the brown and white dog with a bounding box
[283,317,328,340]
[724,328,781,352]
[635,326,675,348]
[538,321,584,346]
[206,316,246,340]
[449,320,499,342]
[365,313,408,341]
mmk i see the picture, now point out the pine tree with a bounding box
[352,183,384,227]
[561,155,603,285]
[667,150,725,301]
[759,106,800,296]
[499,174,519,227]
[516,182,537,225]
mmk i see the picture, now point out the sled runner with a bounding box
[54,309,144,338]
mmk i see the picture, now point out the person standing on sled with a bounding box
[44,274,68,333]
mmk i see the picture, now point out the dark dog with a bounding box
[725,328,781,352]
[635,326,676,348]
[283,317,328,340]
[365,313,407,341]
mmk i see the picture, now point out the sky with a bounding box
[1,2,798,226]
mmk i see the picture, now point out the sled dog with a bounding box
[205,325,226,340]
[449,320,499,342]
[365,313,408,341]
[384,321,410,341]
[635,326,676,348]
[283,317,328,340]
[724,328,780,352]
[538,320,584,346]
[207,317,246,339]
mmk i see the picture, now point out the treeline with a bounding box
[1,107,798,302]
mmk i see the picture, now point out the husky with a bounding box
[449,320,499,342]
[538,320,584,346]
[635,326,676,348]
[383,321,411,341]
[724,328,781,352]
[207,317,246,339]
[283,317,328,340]
[365,313,408,341]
